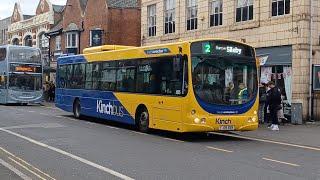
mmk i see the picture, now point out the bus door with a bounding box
[152,55,188,130]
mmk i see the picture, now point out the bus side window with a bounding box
[0,75,6,89]
[85,63,93,89]
[0,48,6,61]
[58,65,67,88]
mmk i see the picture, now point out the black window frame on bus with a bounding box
[57,55,188,97]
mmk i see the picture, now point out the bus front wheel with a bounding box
[73,100,81,119]
[137,108,149,133]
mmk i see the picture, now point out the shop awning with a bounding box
[256,46,292,66]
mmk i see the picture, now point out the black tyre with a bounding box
[73,100,81,119]
[137,108,149,133]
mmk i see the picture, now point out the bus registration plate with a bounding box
[219,125,235,131]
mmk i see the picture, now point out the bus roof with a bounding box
[0,45,41,51]
[58,38,254,65]
[83,45,136,54]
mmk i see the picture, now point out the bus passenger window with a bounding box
[58,65,67,88]
[92,63,101,90]
[0,76,6,89]
[85,64,93,89]
[0,48,6,61]
[100,62,116,91]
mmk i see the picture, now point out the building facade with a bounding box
[141,0,320,120]
[0,17,11,45]
[7,0,64,81]
[46,0,141,82]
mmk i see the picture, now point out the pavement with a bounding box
[234,122,320,148]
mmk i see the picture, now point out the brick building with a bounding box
[47,0,141,62]
[7,0,64,81]
[141,0,320,121]
[0,17,11,45]
[46,0,141,82]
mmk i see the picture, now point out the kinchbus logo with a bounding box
[96,100,124,117]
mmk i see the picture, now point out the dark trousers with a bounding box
[270,108,279,125]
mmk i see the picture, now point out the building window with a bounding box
[12,38,19,45]
[209,0,223,27]
[186,0,198,30]
[272,0,290,16]
[66,32,78,48]
[147,4,157,37]
[55,36,61,50]
[24,35,33,47]
[164,0,176,34]
[236,0,253,22]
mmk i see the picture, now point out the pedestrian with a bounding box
[266,81,282,131]
[258,83,268,124]
[43,82,49,102]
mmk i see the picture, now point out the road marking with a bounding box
[209,132,320,152]
[131,131,148,136]
[39,113,50,116]
[106,126,120,130]
[1,123,65,130]
[55,116,78,122]
[0,147,55,180]
[0,158,32,180]
[0,127,135,180]
[262,157,300,167]
[8,157,48,180]
[163,138,185,143]
[206,146,233,153]
[28,111,35,113]
[44,107,59,110]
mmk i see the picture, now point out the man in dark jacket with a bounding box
[266,81,282,131]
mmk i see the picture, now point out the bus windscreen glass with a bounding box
[9,47,41,64]
[9,75,42,91]
[191,41,257,106]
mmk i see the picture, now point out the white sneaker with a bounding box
[271,125,279,131]
[268,124,274,129]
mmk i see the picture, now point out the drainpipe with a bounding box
[308,0,313,121]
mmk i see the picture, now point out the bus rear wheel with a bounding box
[137,108,149,133]
[73,100,81,119]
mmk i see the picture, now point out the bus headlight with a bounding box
[194,118,200,124]
[191,110,196,115]
[254,111,257,115]
[247,118,253,123]
[252,117,257,122]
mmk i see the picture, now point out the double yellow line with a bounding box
[0,147,55,180]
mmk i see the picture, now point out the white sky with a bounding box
[0,0,67,19]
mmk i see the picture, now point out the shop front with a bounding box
[256,46,293,120]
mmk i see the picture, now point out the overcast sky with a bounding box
[0,0,67,19]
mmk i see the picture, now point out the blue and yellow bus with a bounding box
[56,39,259,132]
[0,45,43,104]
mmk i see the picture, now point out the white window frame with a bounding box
[147,4,157,37]
[271,0,290,17]
[236,0,253,22]
[66,32,78,48]
[186,0,198,31]
[164,0,176,34]
[55,35,61,51]
[209,0,223,27]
